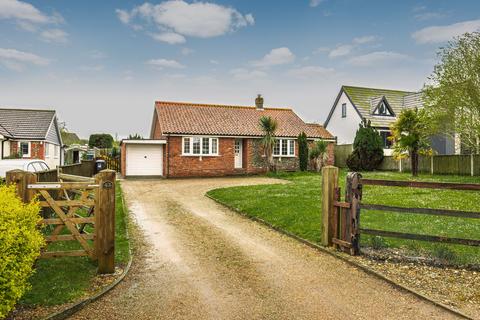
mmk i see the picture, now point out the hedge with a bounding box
[0,185,44,318]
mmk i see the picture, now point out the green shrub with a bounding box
[370,236,388,250]
[346,119,384,171]
[298,132,308,171]
[0,185,44,318]
[431,245,457,264]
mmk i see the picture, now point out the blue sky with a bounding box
[1,0,480,138]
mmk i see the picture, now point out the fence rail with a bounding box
[321,166,480,256]
[334,144,480,176]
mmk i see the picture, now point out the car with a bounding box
[0,159,50,178]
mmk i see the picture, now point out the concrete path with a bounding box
[71,177,460,320]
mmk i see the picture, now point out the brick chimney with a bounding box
[255,94,264,110]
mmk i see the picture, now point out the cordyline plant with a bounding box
[423,32,480,154]
[309,140,329,172]
[259,116,278,172]
[390,108,433,176]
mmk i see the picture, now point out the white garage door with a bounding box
[126,144,163,176]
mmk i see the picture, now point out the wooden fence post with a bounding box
[6,170,37,203]
[431,155,434,175]
[345,172,362,255]
[321,166,338,246]
[95,169,116,274]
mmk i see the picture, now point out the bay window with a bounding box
[182,137,219,156]
[273,139,295,157]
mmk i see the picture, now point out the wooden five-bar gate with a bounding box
[322,166,480,255]
[6,169,116,274]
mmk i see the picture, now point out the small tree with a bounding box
[259,116,278,172]
[390,108,433,176]
[88,134,114,149]
[309,140,329,172]
[298,132,308,171]
[346,119,384,171]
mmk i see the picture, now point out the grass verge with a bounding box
[19,181,129,306]
[207,170,480,265]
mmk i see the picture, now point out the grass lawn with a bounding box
[207,170,480,265]
[19,181,130,306]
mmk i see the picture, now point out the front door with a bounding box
[234,139,243,169]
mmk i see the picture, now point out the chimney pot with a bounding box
[255,94,264,110]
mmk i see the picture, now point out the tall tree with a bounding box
[88,134,114,149]
[390,108,433,176]
[298,132,308,171]
[258,116,278,172]
[423,32,480,154]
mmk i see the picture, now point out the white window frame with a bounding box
[273,139,295,157]
[54,145,59,158]
[45,142,50,157]
[182,136,219,156]
[18,141,31,158]
[341,103,347,118]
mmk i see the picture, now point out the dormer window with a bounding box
[372,98,394,116]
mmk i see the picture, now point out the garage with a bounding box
[122,140,166,177]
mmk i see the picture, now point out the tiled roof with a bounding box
[343,86,418,127]
[154,101,333,139]
[0,108,56,139]
[306,123,334,139]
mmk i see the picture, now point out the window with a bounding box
[202,137,210,154]
[379,131,393,149]
[192,137,201,154]
[211,138,218,154]
[341,103,347,118]
[19,142,30,157]
[54,145,59,158]
[373,100,394,116]
[183,137,190,154]
[273,139,295,157]
[182,137,219,156]
[45,142,49,157]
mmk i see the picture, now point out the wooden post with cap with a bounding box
[95,169,116,274]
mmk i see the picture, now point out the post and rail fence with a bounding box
[6,169,116,274]
[321,166,480,255]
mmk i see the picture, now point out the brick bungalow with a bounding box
[121,97,334,178]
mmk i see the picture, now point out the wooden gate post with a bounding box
[6,170,37,203]
[95,169,116,274]
[345,172,362,255]
[321,166,339,246]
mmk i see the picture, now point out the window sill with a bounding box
[273,155,296,158]
[181,154,220,157]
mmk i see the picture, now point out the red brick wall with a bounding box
[10,141,45,159]
[165,136,237,177]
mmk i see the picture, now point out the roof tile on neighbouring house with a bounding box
[155,101,333,139]
[0,108,56,139]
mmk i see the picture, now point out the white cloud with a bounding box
[151,32,186,44]
[412,19,480,44]
[210,59,219,65]
[0,0,66,43]
[414,12,445,21]
[0,48,49,71]
[309,0,323,7]
[147,58,185,70]
[287,66,334,79]
[89,50,107,59]
[230,68,267,80]
[348,51,408,67]
[328,44,353,58]
[353,35,377,44]
[116,1,254,44]
[40,28,68,43]
[181,48,194,56]
[251,47,295,68]
[79,65,104,72]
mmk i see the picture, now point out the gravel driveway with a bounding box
[71,177,460,320]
